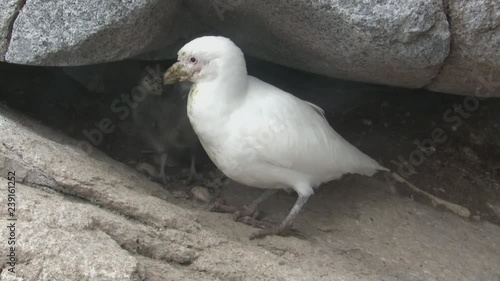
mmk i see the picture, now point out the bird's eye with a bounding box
[189,57,197,63]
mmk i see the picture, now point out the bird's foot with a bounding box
[237,217,304,240]
[233,205,259,221]
[159,154,170,186]
[150,172,171,187]
[249,224,292,240]
[207,198,238,213]
[160,173,172,186]
[239,217,291,240]
[185,171,201,186]
[185,174,194,186]
[236,216,277,229]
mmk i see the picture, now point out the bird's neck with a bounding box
[197,62,248,109]
[219,70,248,98]
[218,58,248,96]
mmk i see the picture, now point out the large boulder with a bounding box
[2,0,187,65]
[0,0,22,59]
[428,0,500,96]
[186,0,450,89]
[0,0,498,96]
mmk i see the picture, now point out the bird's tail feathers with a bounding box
[356,162,389,177]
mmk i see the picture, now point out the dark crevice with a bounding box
[442,0,453,30]
[425,0,453,89]
[3,0,27,61]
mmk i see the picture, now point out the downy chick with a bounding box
[133,68,199,184]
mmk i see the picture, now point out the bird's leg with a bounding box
[159,153,169,184]
[234,189,277,219]
[186,153,197,185]
[249,193,310,240]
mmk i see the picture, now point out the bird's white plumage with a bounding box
[181,36,387,198]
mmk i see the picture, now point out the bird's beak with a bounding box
[163,62,190,85]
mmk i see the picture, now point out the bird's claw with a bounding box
[185,172,201,186]
[158,168,170,185]
[249,222,290,240]
[235,216,276,228]
[185,174,194,186]
[233,206,259,221]
[160,175,172,186]
[207,198,237,213]
[237,217,304,240]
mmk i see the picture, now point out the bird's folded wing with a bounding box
[233,77,380,179]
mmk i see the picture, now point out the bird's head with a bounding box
[163,36,246,85]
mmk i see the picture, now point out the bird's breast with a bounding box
[187,86,227,146]
[186,86,197,120]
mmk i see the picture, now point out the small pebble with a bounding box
[191,186,212,203]
[135,162,158,177]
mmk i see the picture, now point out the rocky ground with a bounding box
[0,60,499,280]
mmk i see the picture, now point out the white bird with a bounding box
[164,36,388,239]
